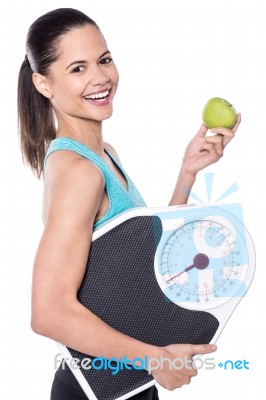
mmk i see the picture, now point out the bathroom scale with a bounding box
[55,203,255,400]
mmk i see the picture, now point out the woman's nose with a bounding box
[90,65,110,86]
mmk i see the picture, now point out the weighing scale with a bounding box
[55,202,255,400]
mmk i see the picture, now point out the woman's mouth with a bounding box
[83,89,111,106]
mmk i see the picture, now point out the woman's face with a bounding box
[46,24,119,123]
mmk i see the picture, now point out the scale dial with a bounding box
[155,215,249,310]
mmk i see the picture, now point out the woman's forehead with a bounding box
[59,24,107,60]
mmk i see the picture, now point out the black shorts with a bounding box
[50,362,159,400]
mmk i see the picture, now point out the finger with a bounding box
[173,356,198,376]
[201,142,221,161]
[180,374,192,385]
[210,126,234,138]
[184,363,198,377]
[232,113,241,133]
[206,135,223,156]
[210,127,235,147]
[196,123,208,138]
[191,344,217,356]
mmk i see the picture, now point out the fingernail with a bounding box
[210,344,217,351]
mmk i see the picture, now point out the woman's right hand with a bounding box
[149,343,217,391]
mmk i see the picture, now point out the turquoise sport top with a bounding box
[43,137,147,229]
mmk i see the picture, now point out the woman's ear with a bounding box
[32,73,53,99]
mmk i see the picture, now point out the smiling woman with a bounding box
[18,10,118,178]
[42,25,119,126]
[17,6,239,400]
[17,8,159,400]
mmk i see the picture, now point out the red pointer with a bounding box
[166,253,210,284]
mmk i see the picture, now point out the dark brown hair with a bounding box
[17,8,98,178]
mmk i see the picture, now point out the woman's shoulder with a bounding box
[46,147,104,182]
[43,150,105,225]
[44,148,105,198]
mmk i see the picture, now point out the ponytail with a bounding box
[17,59,55,178]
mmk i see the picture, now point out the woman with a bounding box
[18,8,240,400]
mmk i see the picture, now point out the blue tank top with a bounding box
[44,137,147,228]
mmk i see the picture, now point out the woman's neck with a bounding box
[56,117,105,156]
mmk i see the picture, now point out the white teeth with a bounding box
[85,90,110,100]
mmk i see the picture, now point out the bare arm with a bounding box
[31,156,157,361]
[169,115,241,205]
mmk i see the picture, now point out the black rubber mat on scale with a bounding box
[66,215,219,399]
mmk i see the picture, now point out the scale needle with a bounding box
[166,253,209,284]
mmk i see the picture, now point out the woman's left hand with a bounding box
[181,113,241,176]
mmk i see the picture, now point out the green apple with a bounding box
[202,97,237,129]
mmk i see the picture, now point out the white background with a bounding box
[1,0,266,398]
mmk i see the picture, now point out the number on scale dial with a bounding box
[156,216,248,310]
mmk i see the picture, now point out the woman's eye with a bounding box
[71,66,85,73]
[99,57,113,65]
